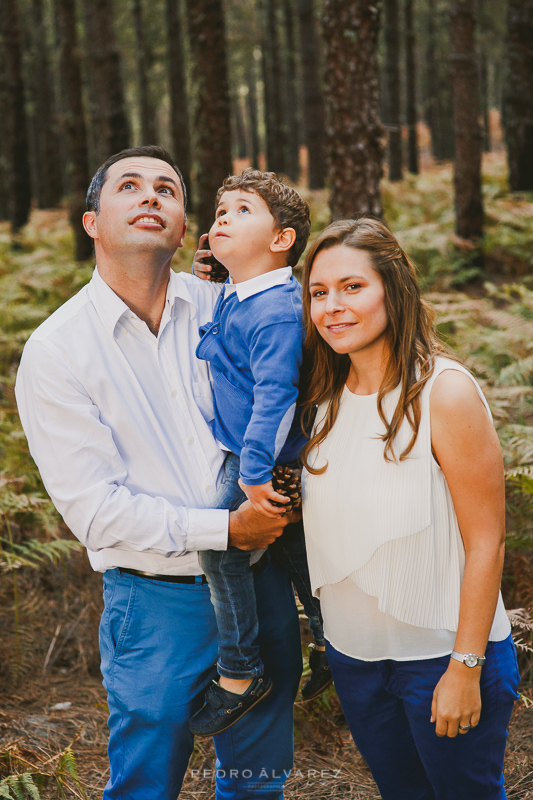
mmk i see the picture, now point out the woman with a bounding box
[300,217,519,800]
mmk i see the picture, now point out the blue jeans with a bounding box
[99,557,302,799]
[199,452,324,680]
[326,634,520,800]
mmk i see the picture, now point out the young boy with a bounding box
[189,169,331,737]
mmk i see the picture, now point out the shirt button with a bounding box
[171,390,177,397]
[206,485,212,492]
[187,437,195,445]
[122,329,127,335]
[212,327,218,335]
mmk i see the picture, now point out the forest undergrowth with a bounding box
[0,151,532,798]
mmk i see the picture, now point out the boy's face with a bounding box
[209,190,281,269]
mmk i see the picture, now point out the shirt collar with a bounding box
[88,266,197,337]
[227,266,293,302]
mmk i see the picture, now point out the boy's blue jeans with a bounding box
[199,452,324,680]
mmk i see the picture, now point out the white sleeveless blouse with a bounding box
[302,357,511,661]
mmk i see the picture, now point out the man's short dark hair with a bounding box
[86,146,187,215]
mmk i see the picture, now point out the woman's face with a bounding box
[309,245,389,360]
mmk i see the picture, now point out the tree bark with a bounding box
[384,0,403,181]
[404,0,419,174]
[82,0,130,168]
[0,46,8,220]
[52,0,92,261]
[260,0,286,174]
[133,0,157,145]
[0,0,32,232]
[480,49,491,152]
[165,0,192,206]
[282,0,300,181]
[296,0,326,189]
[247,62,261,169]
[450,0,483,240]
[186,0,233,236]
[26,0,64,208]
[322,0,384,219]
[425,0,454,161]
[504,0,533,191]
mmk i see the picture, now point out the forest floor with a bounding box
[1,148,533,798]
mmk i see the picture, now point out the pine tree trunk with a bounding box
[26,0,63,208]
[404,0,419,174]
[247,62,261,169]
[232,90,248,159]
[479,50,491,152]
[425,0,454,161]
[186,0,232,236]
[282,0,300,182]
[52,0,92,261]
[505,0,533,191]
[450,0,483,240]
[384,0,403,181]
[296,0,326,189]
[133,0,157,145]
[322,0,384,218]
[165,0,192,207]
[0,47,8,220]
[82,0,130,168]
[0,0,32,232]
[260,0,286,173]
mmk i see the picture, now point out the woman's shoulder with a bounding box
[429,358,491,420]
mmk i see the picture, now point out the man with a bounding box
[15,146,302,800]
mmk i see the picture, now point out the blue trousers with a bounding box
[326,634,520,800]
[99,556,302,800]
[199,452,324,679]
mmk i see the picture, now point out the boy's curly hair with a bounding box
[216,168,311,266]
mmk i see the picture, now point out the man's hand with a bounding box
[192,233,213,280]
[228,499,301,550]
[239,478,290,519]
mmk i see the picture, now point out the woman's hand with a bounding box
[192,233,213,280]
[430,659,482,738]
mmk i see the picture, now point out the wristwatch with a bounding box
[450,650,486,668]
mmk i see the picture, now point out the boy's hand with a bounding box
[192,233,213,280]
[239,478,291,519]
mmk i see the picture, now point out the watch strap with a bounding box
[451,650,486,668]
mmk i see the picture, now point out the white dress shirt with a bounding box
[15,267,229,575]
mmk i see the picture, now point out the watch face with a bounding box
[464,653,478,668]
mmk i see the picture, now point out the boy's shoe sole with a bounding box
[190,675,273,738]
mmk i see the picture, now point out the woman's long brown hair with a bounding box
[300,217,452,474]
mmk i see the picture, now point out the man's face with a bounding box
[83,157,186,258]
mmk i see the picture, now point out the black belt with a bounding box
[119,550,269,585]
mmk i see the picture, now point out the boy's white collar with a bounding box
[225,266,293,301]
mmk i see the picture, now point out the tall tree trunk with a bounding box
[186,0,232,236]
[404,0,419,174]
[384,0,403,181]
[231,89,248,159]
[52,0,92,261]
[82,0,130,168]
[247,62,261,169]
[479,49,491,152]
[282,0,300,181]
[26,0,63,208]
[132,0,157,145]
[296,0,326,189]
[165,0,192,207]
[260,0,286,173]
[322,0,384,218]
[0,46,8,220]
[450,0,483,240]
[0,0,32,233]
[425,0,454,161]
[504,0,533,191]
